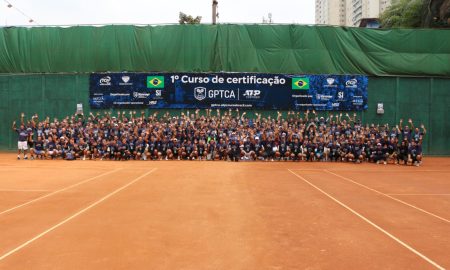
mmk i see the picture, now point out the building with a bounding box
[315,0,346,26]
[315,0,396,27]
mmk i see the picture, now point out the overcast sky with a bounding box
[1,0,315,27]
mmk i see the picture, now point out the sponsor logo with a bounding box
[242,90,261,99]
[194,87,238,101]
[316,94,332,100]
[194,87,207,101]
[93,93,104,96]
[292,77,309,90]
[92,96,104,104]
[147,76,164,88]
[119,75,133,86]
[345,79,358,88]
[155,90,162,97]
[110,93,130,97]
[352,99,364,105]
[324,78,337,87]
[133,92,151,99]
[99,76,111,86]
[332,103,340,107]
[148,100,157,105]
[292,94,312,98]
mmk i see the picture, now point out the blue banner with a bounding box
[89,72,368,110]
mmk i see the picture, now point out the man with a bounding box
[242,138,255,161]
[386,138,398,164]
[33,136,45,160]
[408,140,422,167]
[372,143,387,165]
[397,140,409,165]
[228,140,240,162]
[12,113,29,160]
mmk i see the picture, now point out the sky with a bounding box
[1,0,315,27]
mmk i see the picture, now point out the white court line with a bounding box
[0,189,50,192]
[288,169,445,270]
[323,169,450,224]
[289,169,450,173]
[0,166,121,170]
[387,194,450,196]
[0,168,156,262]
[0,168,122,217]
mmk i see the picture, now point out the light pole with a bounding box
[212,0,218,24]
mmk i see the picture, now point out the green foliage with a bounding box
[380,0,426,28]
[179,12,202,24]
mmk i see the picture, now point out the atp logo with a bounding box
[243,90,261,99]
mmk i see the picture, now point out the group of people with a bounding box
[12,109,425,166]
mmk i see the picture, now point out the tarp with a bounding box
[0,24,449,76]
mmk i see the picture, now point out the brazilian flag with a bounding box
[147,76,165,88]
[292,77,309,90]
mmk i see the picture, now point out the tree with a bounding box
[380,0,426,28]
[179,12,202,24]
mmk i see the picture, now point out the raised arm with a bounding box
[31,113,38,128]
[408,118,414,129]
[421,123,427,134]
[20,112,25,125]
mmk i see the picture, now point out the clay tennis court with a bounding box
[0,153,449,269]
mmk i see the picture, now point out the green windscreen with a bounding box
[0,25,449,76]
[1,74,449,155]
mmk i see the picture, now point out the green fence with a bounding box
[0,74,449,155]
[1,25,450,77]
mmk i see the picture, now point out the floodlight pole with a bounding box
[212,0,218,25]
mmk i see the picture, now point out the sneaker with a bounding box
[82,156,86,160]
[24,156,28,160]
[383,161,387,165]
[376,161,380,164]
[17,156,20,160]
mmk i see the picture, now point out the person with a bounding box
[372,143,387,165]
[228,140,240,162]
[397,140,409,165]
[12,113,29,160]
[10,109,425,166]
[32,136,45,160]
[408,140,422,166]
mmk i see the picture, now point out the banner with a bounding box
[89,73,368,110]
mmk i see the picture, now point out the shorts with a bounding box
[35,150,44,155]
[18,141,28,150]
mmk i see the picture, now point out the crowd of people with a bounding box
[12,109,425,166]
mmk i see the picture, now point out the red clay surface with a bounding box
[0,153,449,269]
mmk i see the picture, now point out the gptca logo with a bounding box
[194,87,207,101]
